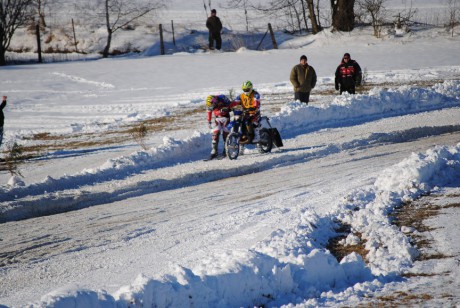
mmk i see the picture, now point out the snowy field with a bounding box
[1,0,460,307]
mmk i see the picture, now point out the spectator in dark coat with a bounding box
[290,55,317,104]
[206,9,223,50]
[0,96,7,147]
[335,53,362,94]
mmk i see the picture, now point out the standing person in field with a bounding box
[206,9,222,50]
[335,52,362,94]
[290,55,317,104]
[0,96,7,147]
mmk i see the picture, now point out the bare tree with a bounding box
[253,0,309,34]
[315,0,323,29]
[393,0,417,32]
[306,0,321,34]
[446,0,458,37]
[331,0,356,32]
[300,0,309,33]
[81,0,164,58]
[33,0,47,28]
[0,0,34,66]
[104,0,165,58]
[225,0,251,32]
[31,0,62,28]
[357,0,387,37]
[289,0,303,33]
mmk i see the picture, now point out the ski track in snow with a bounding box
[51,72,115,89]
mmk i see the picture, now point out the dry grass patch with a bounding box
[390,200,455,261]
[374,291,433,306]
[375,194,459,304]
[402,271,450,278]
[0,107,206,171]
[326,222,369,263]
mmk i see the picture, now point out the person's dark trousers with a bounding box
[215,33,222,50]
[340,87,355,94]
[295,92,310,104]
[209,33,222,50]
[0,126,3,147]
[208,33,214,49]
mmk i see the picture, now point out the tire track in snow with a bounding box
[51,72,115,89]
[1,125,460,223]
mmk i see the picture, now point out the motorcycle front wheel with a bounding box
[225,132,240,160]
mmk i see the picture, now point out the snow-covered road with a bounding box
[1,105,459,306]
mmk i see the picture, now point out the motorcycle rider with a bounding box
[206,94,232,159]
[231,80,262,143]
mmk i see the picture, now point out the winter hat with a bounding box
[343,53,351,58]
[211,9,216,14]
[300,55,307,61]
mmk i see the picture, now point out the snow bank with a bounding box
[271,80,460,137]
[30,142,460,307]
[1,81,459,223]
[337,143,460,277]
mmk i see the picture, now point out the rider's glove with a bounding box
[208,122,212,129]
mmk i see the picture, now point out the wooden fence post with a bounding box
[171,20,176,46]
[268,23,278,49]
[159,24,165,55]
[36,24,43,63]
[71,18,78,52]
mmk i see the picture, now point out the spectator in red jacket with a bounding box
[335,53,362,94]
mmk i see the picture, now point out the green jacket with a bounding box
[290,64,317,93]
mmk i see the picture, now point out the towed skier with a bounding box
[205,94,232,160]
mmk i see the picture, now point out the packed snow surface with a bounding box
[1,0,460,307]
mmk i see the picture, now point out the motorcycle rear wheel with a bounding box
[257,128,273,153]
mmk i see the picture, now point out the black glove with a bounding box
[335,83,339,91]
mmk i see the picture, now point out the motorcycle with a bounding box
[225,107,276,160]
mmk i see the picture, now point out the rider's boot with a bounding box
[252,126,261,143]
[209,143,218,159]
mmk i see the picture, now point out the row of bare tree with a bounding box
[223,0,391,34]
[1,0,458,66]
[0,0,165,66]
[226,0,458,37]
